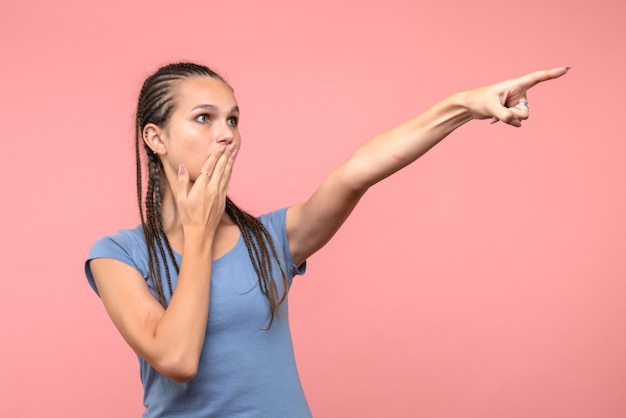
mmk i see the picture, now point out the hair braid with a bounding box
[143,152,174,307]
[225,198,288,328]
[134,62,289,327]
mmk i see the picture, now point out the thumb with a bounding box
[491,105,522,128]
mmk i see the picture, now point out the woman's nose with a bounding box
[216,121,234,144]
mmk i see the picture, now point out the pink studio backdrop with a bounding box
[2,0,625,417]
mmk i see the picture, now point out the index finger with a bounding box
[516,66,570,90]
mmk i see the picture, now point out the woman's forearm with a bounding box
[150,229,214,382]
[343,92,473,191]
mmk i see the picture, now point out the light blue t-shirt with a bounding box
[85,208,312,417]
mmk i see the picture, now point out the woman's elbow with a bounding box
[168,367,198,383]
[155,355,199,383]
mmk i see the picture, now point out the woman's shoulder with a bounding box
[258,207,288,230]
[85,225,148,295]
[88,224,146,259]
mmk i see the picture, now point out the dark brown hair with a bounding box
[135,62,287,328]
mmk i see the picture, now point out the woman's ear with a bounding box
[142,124,165,155]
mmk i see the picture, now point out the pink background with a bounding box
[2,0,625,417]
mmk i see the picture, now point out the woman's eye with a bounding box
[227,117,239,127]
[195,114,210,123]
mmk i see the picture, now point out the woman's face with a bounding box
[159,76,241,179]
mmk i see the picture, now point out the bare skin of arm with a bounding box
[91,145,236,382]
[287,67,569,266]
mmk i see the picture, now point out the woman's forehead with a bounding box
[176,76,237,109]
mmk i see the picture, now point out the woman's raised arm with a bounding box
[286,67,569,266]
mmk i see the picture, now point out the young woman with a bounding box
[85,62,568,417]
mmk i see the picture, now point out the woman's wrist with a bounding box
[442,91,476,125]
[182,227,215,255]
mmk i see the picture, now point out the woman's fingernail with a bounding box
[179,164,186,175]
[231,148,239,158]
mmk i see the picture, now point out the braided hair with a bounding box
[135,62,288,328]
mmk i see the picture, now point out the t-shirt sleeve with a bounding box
[259,207,306,279]
[84,229,148,296]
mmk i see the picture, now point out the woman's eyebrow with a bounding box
[191,104,239,113]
